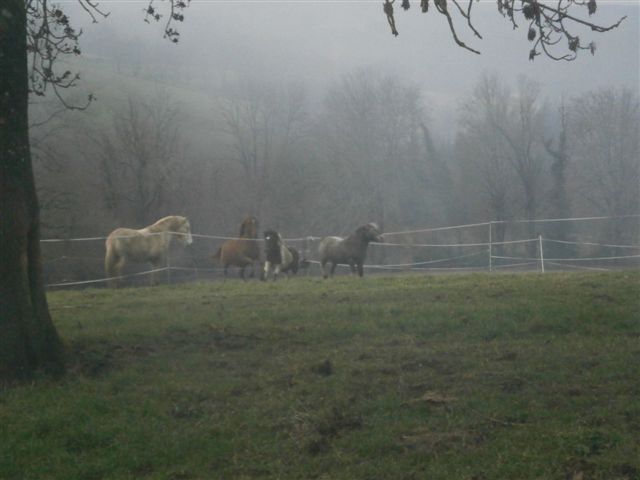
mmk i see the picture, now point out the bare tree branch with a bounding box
[391,0,625,60]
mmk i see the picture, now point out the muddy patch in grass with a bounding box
[290,404,363,456]
[401,357,456,375]
[398,428,485,453]
[67,326,263,378]
[66,339,151,378]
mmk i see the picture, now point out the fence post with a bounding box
[538,234,545,273]
[488,222,493,273]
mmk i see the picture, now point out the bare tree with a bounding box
[490,76,546,252]
[94,95,182,225]
[457,74,515,246]
[544,99,573,247]
[218,81,308,218]
[0,0,189,381]
[568,88,640,243]
[318,69,428,233]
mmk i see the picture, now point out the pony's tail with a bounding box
[105,240,118,283]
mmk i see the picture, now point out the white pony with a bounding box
[105,215,193,287]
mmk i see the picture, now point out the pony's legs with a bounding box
[105,250,124,288]
[357,263,364,277]
[273,264,282,281]
[330,262,337,276]
[111,258,125,288]
[236,255,256,280]
[262,261,271,281]
[321,260,328,279]
[150,257,164,286]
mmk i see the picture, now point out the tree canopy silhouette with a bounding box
[383,0,625,60]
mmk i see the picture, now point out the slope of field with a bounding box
[2,272,639,479]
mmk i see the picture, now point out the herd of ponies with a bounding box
[104,215,384,287]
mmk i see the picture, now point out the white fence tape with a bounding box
[374,237,540,248]
[41,214,640,287]
[543,254,640,262]
[41,214,639,245]
[492,262,538,269]
[46,267,169,288]
[382,221,491,236]
[502,214,640,224]
[543,238,640,249]
[545,262,611,272]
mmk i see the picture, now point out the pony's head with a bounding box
[150,215,193,245]
[174,216,193,246]
[356,223,383,243]
[264,230,282,249]
[239,216,258,238]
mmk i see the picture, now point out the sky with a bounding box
[63,0,639,134]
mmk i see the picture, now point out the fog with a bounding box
[71,1,639,134]
[32,0,639,283]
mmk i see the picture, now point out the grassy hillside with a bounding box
[2,272,639,479]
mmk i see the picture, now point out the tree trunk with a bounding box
[0,0,66,383]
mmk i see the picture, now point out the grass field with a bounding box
[1,272,639,479]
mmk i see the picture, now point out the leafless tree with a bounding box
[568,88,640,244]
[457,74,515,245]
[94,95,183,225]
[218,80,308,218]
[543,99,573,247]
[318,69,428,234]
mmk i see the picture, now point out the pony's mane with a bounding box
[147,215,184,232]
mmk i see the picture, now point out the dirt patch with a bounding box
[564,460,596,480]
[398,428,485,452]
[290,404,363,456]
[67,326,264,378]
[307,407,363,455]
[69,338,161,377]
[591,293,614,303]
[404,391,456,406]
[401,357,455,375]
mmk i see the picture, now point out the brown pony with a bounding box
[105,215,193,287]
[213,216,260,280]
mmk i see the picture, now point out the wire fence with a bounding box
[42,214,640,289]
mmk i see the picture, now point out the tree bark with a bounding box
[0,0,65,383]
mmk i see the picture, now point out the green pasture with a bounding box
[1,272,639,479]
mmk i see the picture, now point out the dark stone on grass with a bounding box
[312,359,333,376]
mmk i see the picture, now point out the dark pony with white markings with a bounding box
[105,215,193,287]
[213,215,260,280]
[318,223,383,278]
[261,230,300,281]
